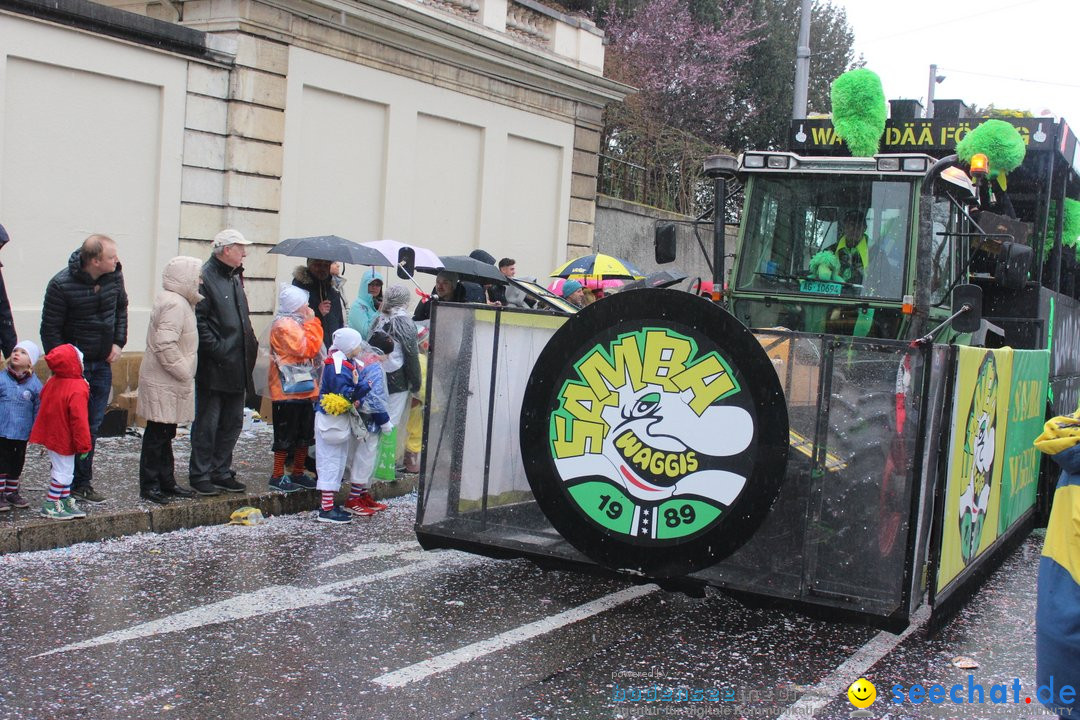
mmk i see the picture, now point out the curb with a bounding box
[0,475,418,554]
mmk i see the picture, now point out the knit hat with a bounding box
[277,284,309,315]
[368,330,395,356]
[382,284,410,311]
[561,279,583,298]
[212,228,252,249]
[331,327,364,355]
[13,340,40,366]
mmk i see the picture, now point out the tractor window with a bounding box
[736,175,913,300]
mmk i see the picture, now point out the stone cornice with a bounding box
[184,0,631,108]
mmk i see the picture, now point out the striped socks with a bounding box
[47,480,66,502]
[320,490,334,511]
[272,451,287,478]
[5,477,17,494]
[348,483,366,499]
[0,475,6,495]
[292,446,308,475]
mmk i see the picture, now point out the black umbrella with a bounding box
[618,269,689,291]
[417,255,508,285]
[269,235,387,265]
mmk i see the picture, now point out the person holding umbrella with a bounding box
[293,258,345,349]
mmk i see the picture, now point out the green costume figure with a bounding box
[830,211,869,284]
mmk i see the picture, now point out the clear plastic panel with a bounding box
[417,304,587,561]
[416,308,940,619]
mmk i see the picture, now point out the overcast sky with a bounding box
[835,0,1080,126]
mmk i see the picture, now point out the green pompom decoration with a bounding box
[1043,198,1080,258]
[809,250,841,280]
[830,69,887,157]
[955,119,1026,177]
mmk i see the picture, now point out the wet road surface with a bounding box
[0,493,1058,719]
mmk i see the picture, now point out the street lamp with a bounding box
[925,64,946,118]
[703,153,738,305]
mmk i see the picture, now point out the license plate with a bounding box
[799,280,842,295]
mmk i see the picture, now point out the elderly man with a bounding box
[293,258,344,349]
[40,234,128,504]
[189,229,255,496]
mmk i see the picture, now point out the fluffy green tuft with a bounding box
[809,250,841,279]
[1044,198,1080,258]
[955,119,1026,176]
[830,69,887,157]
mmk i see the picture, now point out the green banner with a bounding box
[997,350,1050,533]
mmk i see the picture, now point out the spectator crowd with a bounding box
[0,227,573,525]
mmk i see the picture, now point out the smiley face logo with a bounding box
[847,677,876,709]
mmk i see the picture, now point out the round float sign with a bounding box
[520,289,788,577]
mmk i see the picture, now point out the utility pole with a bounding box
[926,64,945,118]
[791,0,812,119]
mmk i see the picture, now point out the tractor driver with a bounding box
[827,210,869,285]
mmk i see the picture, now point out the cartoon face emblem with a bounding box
[548,328,756,542]
[958,353,997,564]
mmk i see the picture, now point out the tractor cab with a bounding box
[728,151,980,340]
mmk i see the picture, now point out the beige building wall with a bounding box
[1,0,627,357]
[278,46,574,292]
[0,12,187,353]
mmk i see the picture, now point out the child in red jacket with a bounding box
[29,344,92,520]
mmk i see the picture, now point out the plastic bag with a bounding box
[278,361,316,395]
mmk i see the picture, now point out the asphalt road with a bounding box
[0,493,1059,720]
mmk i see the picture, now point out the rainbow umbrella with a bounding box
[550,253,645,281]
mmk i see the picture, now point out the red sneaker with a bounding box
[344,497,376,517]
[358,491,388,512]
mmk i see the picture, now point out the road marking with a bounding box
[317,541,421,568]
[372,583,659,689]
[31,557,443,659]
[775,605,930,719]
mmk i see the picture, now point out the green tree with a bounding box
[719,0,858,152]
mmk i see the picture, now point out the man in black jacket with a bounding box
[40,234,127,503]
[189,229,255,496]
[0,224,17,358]
[292,258,343,349]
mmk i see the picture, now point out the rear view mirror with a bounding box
[951,284,983,334]
[397,246,415,280]
[655,223,677,264]
[817,206,839,223]
[995,241,1032,291]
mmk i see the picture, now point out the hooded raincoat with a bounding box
[347,268,384,339]
[29,345,91,455]
[1033,414,1080,718]
[137,257,202,424]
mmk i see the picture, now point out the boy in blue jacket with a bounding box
[0,341,42,511]
[313,328,393,523]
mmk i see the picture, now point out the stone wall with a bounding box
[594,194,737,291]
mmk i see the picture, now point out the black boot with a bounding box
[140,487,174,505]
[160,479,195,498]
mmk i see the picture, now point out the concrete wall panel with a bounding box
[0,14,186,353]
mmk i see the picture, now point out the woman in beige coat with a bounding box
[137,256,202,504]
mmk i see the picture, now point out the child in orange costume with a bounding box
[267,284,323,493]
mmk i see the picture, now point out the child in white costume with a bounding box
[313,327,393,523]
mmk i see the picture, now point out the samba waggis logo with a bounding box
[959,352,998,564]
[549,328,755,542]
